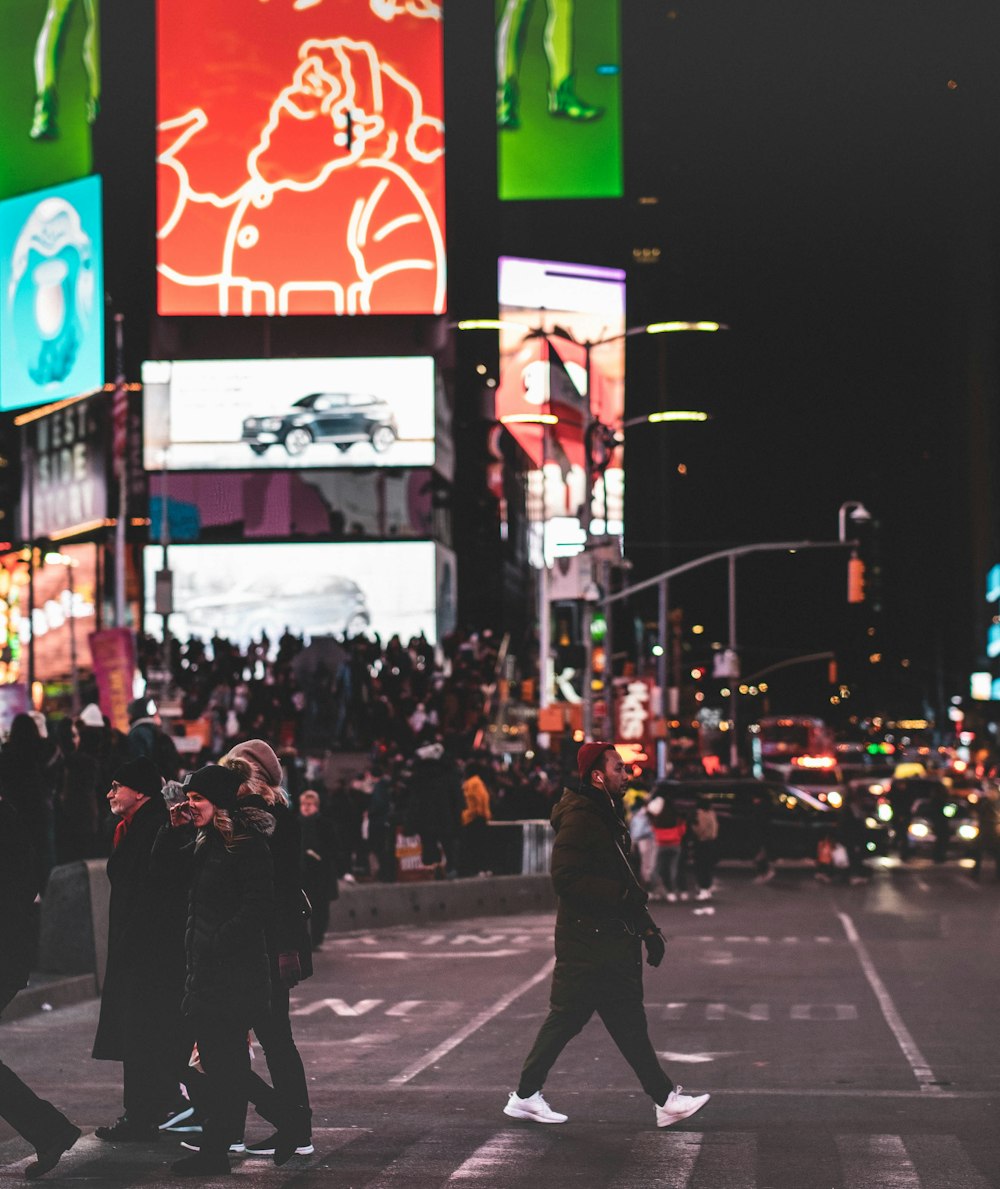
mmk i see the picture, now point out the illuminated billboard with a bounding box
[144,541,450,647]
[0,0,100,202]
[148,469,437,542]
[0,174,104,412]
[496,0,622,200]
[19,543,98,683]
[497,256,625,564]
[156,0,445,316]
[142,357,435,470]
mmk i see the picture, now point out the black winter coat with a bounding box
[0,797,38,1014]
[550,784,651,935]
[240,795,313,984]
[153,809,275,1021]
[92,796,188,1061]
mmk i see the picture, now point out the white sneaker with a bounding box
[503,1091,568,1124]
[656,1086,710,1128]
[666,892,678,903]
[696,888,711,901]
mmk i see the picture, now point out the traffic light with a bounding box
[847,554,866,603]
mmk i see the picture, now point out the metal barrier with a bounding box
[487,819,553,875]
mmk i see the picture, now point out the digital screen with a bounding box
[148,469,437,542]
[142,357,435,470]
[144,541,446,647]
[496,0,622,200]
[497,256,625,563]
[0,0,100,202]
[21,543,98,683]
[0,175,104,412]
[156,0,446,316]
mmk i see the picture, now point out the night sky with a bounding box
[600,0,1000,720]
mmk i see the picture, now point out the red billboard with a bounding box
[156,0,445,317]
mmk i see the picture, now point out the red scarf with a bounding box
[113,816,130,849]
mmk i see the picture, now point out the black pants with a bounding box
[191,1013,252,1154]
[303,867,331,949]
[248,983,311,1135]
[693,840,717,890]
[0,1058,75,1151]
[517,927,672,1105]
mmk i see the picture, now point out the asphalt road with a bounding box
[2,858,999,1187]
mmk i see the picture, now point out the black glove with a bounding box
[622,882,649,914]
[642,930,666,968]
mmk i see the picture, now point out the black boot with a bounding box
[273,1106,313,1167]
[25,1123,81,1180]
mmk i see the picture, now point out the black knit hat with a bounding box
[185,764,243,811]
[114,757,163,802]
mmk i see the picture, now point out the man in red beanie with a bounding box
[503,742,709,1128]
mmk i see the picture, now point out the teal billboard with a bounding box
[0,175,104,412]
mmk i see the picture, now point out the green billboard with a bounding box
[496,0,622,200]
[0,0,100,202]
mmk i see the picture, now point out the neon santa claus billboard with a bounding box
[156,0,445,316]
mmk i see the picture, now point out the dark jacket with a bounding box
[405,746,463,839]
[153,808,275,1020]
[92,795,188,1061]
[0,797,38,1015]
[550,784,650,933]
[240,795,313,985]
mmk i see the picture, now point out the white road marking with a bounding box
[608,1131,702,1188]
[659,1050,740,1063]
[836,1134,919,1188]
[389,957,556,1085]
[904,1133,995,1188]
[837,912,942,1094]
[689,1131,756,1188]
[447,1130,552,1183]
[345,949,528,959]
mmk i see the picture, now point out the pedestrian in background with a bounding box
[503,743,709,1130]
[650,793,687,902]
[224,740,314,1166]
[459,760,492,876]
[154,762,274,1178]
[0,714,56,892]
[627,792,659,896]
[0,792,80,1180]
[690,796,719,899]
[298,789,338,950]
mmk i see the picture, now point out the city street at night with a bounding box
[3,862,998,1187]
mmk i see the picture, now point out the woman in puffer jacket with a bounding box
[153,761,274,1178]
[221,740,314,1166]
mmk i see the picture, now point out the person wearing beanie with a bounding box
[93,758,197,1145]
[503,743,710,1130]
[220,744,314,1167]
[152,762,275,1177]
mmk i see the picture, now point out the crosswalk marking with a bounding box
[447,1130,552,1183]
[901,1134,994,1189]
[836,1134,920,1188]
[608,1131,702,1189]
[688,1131,756,1188]
[0,1127,995,1186]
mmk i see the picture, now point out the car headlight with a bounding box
[827,791,843,808]
[909,821,930,838]
[261,418,283,431]
[957,824,979,841]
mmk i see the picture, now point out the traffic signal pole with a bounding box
[598,538,857,772]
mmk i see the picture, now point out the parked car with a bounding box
[242,392,398,457]
[657,778,833,861]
